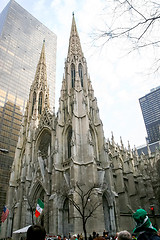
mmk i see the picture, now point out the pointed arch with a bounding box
[102,191,116,235]
[71,63,75,88]
[35,128,52,175]
[37,130,51,158]
[63,198,70,236]
[29,180,46,226]
[32,91,36,114]
[102,194,111,233]
[57,195,73,236]
[38,91,43,114]
[30,180,45,203]
[78,63,83,87]
[89,126,98,160]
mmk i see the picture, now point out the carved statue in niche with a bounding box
[54,138,58,154]
[88,129,95,158]
[71,130,76,146]
[103,138,109,153]
[88,129,94,146]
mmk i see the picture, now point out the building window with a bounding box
[71,64,75,88]
[38,92,43,114]
[67,127,72,158]
[32,91,36,114]
[78,63,83,87]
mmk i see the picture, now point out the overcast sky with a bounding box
[1,0,160,149]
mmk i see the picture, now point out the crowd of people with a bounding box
[26,208,160,240]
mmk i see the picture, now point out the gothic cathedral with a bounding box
[1,15,160,239]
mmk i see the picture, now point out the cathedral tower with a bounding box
[50,14,116,236]
[1,40,54,238]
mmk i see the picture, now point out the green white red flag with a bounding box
[35,199,44,218]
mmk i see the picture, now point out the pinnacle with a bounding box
[68,13,83,58]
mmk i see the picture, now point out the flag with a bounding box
[1,206,9,222]
[35,199,44,218]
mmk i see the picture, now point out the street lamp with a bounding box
[0,148,9,153]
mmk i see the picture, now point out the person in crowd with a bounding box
[72,234,78,240]
[131,233,137,239]
[132,208,160,240]
[94,236,105,240]
[58,235,61,240]
[89,234,93,240]
[79,233,83,240]
[26,225,46,240]
[117,231,131,240]
[114,232,119,240]
[93,231,96,239]
[63,236,68,240]
[110,235,115,240]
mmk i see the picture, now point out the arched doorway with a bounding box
[63,198,70,236]
[29,181,46,228]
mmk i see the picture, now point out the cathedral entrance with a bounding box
[29,181,46,227]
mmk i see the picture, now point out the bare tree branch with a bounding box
[64,183,102,240]
[91,0,160,73]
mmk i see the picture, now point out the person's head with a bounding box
[72,234,77,240]
[118,231,131,240]
[157,229,160,236]
[131,233,136,239]
[27,225,46,240]
[132,208,157,233]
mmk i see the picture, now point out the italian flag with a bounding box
[35,199,44,218]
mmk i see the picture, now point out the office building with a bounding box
[139,86,160,144]
[0,0,56,213]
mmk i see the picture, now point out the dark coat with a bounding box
[138,231,160,240]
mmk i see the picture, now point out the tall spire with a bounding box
[68,13,83,58]
[30,39,47,91]
[38,39,46,65]
[28,40,50,120]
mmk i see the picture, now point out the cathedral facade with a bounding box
[1,15,160,239]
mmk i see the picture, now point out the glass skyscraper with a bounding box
[0,0,56,213]
[139,86,160,144]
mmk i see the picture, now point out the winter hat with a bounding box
[132,209,157,233]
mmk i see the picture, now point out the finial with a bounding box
[111,131,115,144]
[43,39,45,43]
[72,12,74,17]
[128,140,131,150]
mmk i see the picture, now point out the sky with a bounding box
[0,0,160,149]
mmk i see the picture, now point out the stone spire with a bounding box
[28,40,50,121]
[67,13,83,58]
[57,14,109,169]
[9,41,50,186]
[31,39,48,92]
